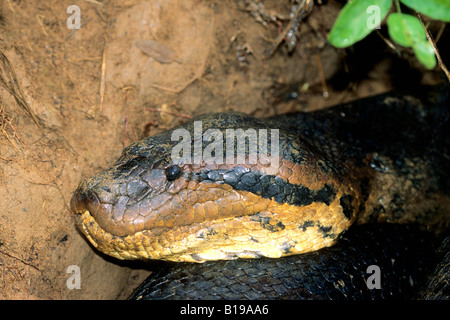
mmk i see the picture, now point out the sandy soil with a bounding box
[0,0,447,299]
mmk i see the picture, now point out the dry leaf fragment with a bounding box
[135,40,181,64]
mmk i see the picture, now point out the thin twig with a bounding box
[0,247,53,287]
[434,22,446,43]
[0,155,12,161]
[99,34,107,112]
[122,87,132,147]
[0,50,42,128]
[148,58,207,94]
[315,53,329,99]
[146,107,192,119]
[376,30,401,56]
[65,17,92,40]
[84,0,104,6]
[5,0,15,12]
[0,249,41,273]
[36,14,49,37]
[416,13,450,81]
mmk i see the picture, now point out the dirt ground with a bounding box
[0,0,447,299]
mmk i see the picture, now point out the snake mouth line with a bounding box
[75,210,100,248]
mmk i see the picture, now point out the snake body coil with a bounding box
[129,223,441,300]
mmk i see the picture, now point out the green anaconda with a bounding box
[70,86,450,299]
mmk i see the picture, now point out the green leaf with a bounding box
[413,41,437,69]
[387,13,426,47]
[328,0,392,48]
[387,13,437,70]
[400,0,450,22]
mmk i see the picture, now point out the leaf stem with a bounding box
[416,12,450,81]
[394,0,402,14]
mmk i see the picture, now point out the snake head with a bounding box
[70,112,358,262]
[70,138,188,252]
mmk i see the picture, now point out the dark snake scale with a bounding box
[71,86,450,299]
[129,224,442,300]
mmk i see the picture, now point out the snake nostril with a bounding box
[70,186,99,215]
[70,187,81,214]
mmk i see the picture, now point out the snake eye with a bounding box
[165,165,183,181]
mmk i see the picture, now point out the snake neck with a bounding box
[268,88,450,234]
